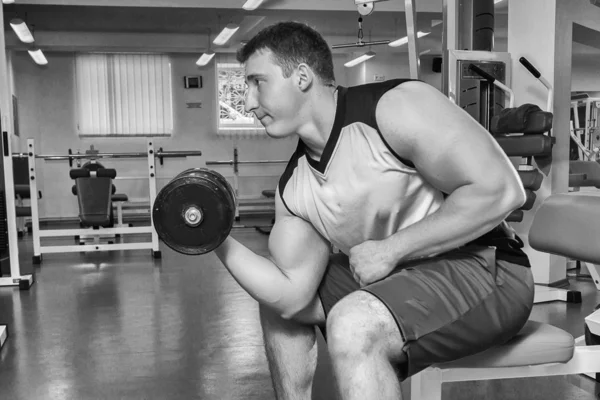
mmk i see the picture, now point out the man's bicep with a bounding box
[269,191,330,296]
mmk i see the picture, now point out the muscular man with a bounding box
[215,21,534,400]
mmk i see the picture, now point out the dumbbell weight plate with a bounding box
[152,168,236,255]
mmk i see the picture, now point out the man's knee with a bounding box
[326,291,404,359]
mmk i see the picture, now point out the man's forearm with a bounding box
[386,183,523,264]
[214,237,299,316]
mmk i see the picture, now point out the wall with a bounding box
[345,51,443,88]
[11,49,356,219]
[572,52,600,92]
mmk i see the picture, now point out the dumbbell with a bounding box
[152,168,236,255]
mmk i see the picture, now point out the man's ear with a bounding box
[296,63,314,92]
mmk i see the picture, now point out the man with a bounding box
[215,21,534,400]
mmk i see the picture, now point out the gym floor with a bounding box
[1,222,600,400]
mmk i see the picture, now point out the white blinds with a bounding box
[75,53,173,136]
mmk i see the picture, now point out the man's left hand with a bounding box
[349,240,397,287]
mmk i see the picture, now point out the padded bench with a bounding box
[411,193,600,399]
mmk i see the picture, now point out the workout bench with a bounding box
[410,193,600,399]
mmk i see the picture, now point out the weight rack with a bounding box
[13,139,203,264]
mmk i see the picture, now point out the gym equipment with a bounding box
[206,147,286,221]
[0,117,34,291]
[13,156,41,237]
[0,325,6,351]
[410,193,600,400]
[71,161,117,228]
[12,139,203,263]
[570,94,600,161]
[152,168,236,255]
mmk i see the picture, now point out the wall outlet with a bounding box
[373,74,385,82]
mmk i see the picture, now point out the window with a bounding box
[75,53,173,137]
[217,62,265,137]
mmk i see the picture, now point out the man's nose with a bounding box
[244,88,258,113]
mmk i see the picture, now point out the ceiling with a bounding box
[1,2,511,54]
[2,5,443,37]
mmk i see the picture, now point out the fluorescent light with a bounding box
[243,0,264,10]
[10,18,34,43]
[344,51,376,68]
[196,51,215,67]
[28,48,48,65]
[3,0,16,4]
[213,23,240,46]
[494,0,504,3]
[388,31,430,48]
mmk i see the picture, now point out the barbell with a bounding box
[152,168,237,255]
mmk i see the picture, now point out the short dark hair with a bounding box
[236,21,335,86]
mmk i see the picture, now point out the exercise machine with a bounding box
[12,139,203,263]
[70,160,127,245]
[411,194,600,399]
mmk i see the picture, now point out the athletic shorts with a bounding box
[317,245,534,381]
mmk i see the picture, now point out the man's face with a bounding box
[244,49,302,138]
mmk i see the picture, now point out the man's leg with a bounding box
[326,291,405,399]
[325,248,534,400]
[260,295,325,400]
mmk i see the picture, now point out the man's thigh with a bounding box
[317,245,535,379]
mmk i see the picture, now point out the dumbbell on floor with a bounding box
[152,168,236,255]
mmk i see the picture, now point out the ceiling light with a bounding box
[243,0,264,10]
[345,51,376,68]
[28,47,48,65]
[10,18,34,43]
[3,0,16,4]
[494,0,504,3]
[213,23,240,46]
[196,51,215,67]
[388,31,430,48]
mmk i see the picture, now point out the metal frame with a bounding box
[206,148,287,220]
[405,0,420,79]
[20,139,202,262]
[534,285,581,304]
[0,325,6,349]
[446,49,512,106]
[570,97,600,161]
[0,128,34,290]
[411,343,600,400]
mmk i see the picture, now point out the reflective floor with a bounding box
[1,223,600,400]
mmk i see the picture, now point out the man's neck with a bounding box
[297,85,338,161]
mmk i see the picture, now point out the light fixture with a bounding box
[494,0,504,3]
[332,17,389,49]
[196,50,215,67]
[10,18,34,43]
[242,0,264,10]
[344,51,376,68]
[213,23,240,46]
[28,47,48,66]
[388,31,430,47]
[3,0,16,4]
